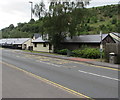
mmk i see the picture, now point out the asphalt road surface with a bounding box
[1,48,119,99]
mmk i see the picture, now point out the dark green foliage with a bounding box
[8,24,14,30]
[72,48,101,59]
[99,17,105,22]
[116,20,120,33]
[72,49,82,57]
[57,49,68,55]
[111,18,117,24]
[57,47,103,59]
[99,25,106,30]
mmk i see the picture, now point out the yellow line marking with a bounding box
[88,64,119,71]
[17,51,119,71]
[21,54,120,71]
[90,65,120,71]
[1,61,94,100]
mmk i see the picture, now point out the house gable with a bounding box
[102,34,116,44]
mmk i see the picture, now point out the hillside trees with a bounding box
[1,3,119,43]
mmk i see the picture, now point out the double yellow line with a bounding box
[1,61,94,100]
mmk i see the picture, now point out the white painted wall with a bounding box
[33,43,53,53]
[22,39,33,50]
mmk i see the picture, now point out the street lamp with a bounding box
[29,1,33,20]
[100,31,103,62]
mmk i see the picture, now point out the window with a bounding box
[34,43,37,47]
[43,43,46,47]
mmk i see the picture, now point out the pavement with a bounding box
[18,50,119,69]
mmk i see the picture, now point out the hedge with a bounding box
[72,48,101,59]
[57,49,68,55]
[57,47,104,59]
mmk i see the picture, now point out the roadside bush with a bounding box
[82,48,100,58]
[72,49,83,57]
[57,49,68,55]
[72,48,101,59]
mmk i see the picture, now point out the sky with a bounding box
[0,0,119,30]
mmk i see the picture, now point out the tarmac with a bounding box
[19,50,119,69]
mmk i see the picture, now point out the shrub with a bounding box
[82,48,100,59]
[72,48,101,59]
[72,49,83,57]
[57,49,68,55]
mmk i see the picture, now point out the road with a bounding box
[1,48,119,99]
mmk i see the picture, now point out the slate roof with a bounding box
[13,38,31,44]
[109,32,120,43]
[33,33,41,39]
[64,34,108,43]
[0,38,30,45]
[32,37,48,43]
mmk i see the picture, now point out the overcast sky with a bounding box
[0,0,119,30]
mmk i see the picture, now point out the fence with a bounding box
[104,43,120,64]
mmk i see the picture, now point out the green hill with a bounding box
[1,4,120,38]
[85,4,119,34]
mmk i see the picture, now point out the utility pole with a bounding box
[29,1,33,20]
[100,31,103,62]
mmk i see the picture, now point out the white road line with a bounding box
[78,70,119,81]
[16,56,20,58]
[36,60,78,68]
[36,60,62,67]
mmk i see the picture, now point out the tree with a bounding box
[111,18,117,24]
[116,20,120,33]
[44,0,90,51]
[9,24,14,30]
[32,1,46,19]
[44,4,69,51]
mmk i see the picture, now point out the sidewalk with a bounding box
[19,50,119,69]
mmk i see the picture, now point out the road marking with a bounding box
[91,65,120,71]
[36,60,62,67]
[36,60,77,68]
[78,70,120,81]
[1,61,94,100]
[16,56,20,58]
[15,51,120,71]
[74,62,119,71]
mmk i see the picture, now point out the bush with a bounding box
[72,48,101,59]
[57,49,68,55]
[111,18,117,24]
[72,49,83,57]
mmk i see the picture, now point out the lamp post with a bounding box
[100,31,103,62]
[29,1,33,20]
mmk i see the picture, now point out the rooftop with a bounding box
[109,32,120,43]
[32,37,48,43]
[0,38,30,45]
[64,34,108,43]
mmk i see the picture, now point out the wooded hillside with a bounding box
[1,4,120,38]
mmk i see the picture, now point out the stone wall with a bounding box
[105,43,120,64]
